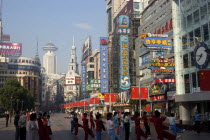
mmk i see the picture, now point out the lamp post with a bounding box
[10,96,13,123]
[138,73,145,117]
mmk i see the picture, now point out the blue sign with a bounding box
[118,15,129,27]
[143,37,172,49]
[100,37,109,93]
[141,53,150,66]
[120,35,131,90]
[8,64,40,72]
[81,62,86,95]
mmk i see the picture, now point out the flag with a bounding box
[111,94,117,102]
[131,87,149,99]
[104,94,110,102]
[104,94,117,102]
[145,104,150,112]
[200,70,210,91]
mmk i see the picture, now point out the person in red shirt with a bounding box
[94,114,105,140]
[135,112,151,140]
[74,113,83,136]
[90,111,95,130]
[142,111,151,136]
[82,113,95,140]
[150,110,176,140]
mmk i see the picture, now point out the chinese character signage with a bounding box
[90,79,100,88]
[0,42,22,54]
[117,15,130,35]
[66,77,75,85]
[156,79,176,83]
[100,37,109,93]
[148,58,175,73]
[82,37,92,61]
[120,35,131,90]
[143,37,172,49]
[81,62,86,94]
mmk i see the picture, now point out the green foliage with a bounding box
[54,93,64,106]
[0,78,35,111]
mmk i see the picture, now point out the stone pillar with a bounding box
[179,103,191,125]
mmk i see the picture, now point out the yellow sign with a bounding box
[98,93,104,98]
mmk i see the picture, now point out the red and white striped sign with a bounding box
[156,79,176,83]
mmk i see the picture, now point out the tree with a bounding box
[54,93,64,106]
[0,78,35,111]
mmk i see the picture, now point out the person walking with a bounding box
[135,112,151,140]
[166,113,185,136]
[90,111,95,130]
[123,112,130,140]
[74,113,83,136]
[19,111,27,140]
[113,112,121,140]
[69,112,75,134]
[150,110,176,140]
[14,110,20,140]
[28,113,38,140]
[6,111,9,127]
[82,113,95,140]
[94,114,105,140]
[47,115,52,135]
[194,111,201,134]
[142,112,151,136]
[107,113,115,140]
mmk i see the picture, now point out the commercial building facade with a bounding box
[172,0,210,124]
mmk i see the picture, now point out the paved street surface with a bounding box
[0,113,210,140]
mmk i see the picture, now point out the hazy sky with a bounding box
[3,0,107,74]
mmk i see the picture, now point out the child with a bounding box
[82,113,95,140]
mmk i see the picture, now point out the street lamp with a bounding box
[137,73,145,117]
[10,96,13,123]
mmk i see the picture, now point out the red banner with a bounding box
[104,94,117,102]
[151,94,166,101]
[131,87,149,99]
[200,70,210,91]
[80,100,89,106]
[90,98,100,104]
[145,104,151,112]
[156,79,176,83]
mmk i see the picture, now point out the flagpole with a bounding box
[139,77,141,117]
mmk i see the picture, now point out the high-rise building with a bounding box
[43,43,58,74]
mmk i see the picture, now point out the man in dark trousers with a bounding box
[14,110,20,140]
[6,111,9,127]
[19,111,27,140]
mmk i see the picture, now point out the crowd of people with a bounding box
[14,110,52,140]
[66,110,186,140]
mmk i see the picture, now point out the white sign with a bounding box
[66,77,75,85]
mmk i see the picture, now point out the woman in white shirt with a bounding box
[28,113,38,140]
[107,113,115,140]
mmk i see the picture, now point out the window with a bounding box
[183,54,189,68]
[200,5,207,20]
[107,8,112,33]
[22,60,25,63]
[203,24,209,41]
[184,74,190,93]
[208,2,210,16]
[182,35,187,49]
[89,57,94,62]
[193,10,199,24]
[90,65,94,68]
[191,52,195,67]
[14,59,17,63]
[134,11,140,18]
[194,28,201,46]
[192,72,196,88]
[189,31,194,47]
[134,2,140,10]
[187,14,192,27]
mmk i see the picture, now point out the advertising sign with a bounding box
[144,37,172,49]
[199,70,210,91]
[65,77,75,85]
[0,42,22,54]
[156,79,176,83]
[140,53,150,66]
[81,62,86,94]
[82,37,92,61]
[120,35,131,90]
[151,94,167,101]
[90,79,100,88]
[148,57,175,73]
[75,76,81,85]
[100,37,109,93]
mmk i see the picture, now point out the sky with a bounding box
[2,0,107,74]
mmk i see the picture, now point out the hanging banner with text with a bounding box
[81,62,86,95]
[100,37,109,93]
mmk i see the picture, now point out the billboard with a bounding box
[100,37,109,93]
[120,34,131,90]
[82,37,92,61]
[65,76,81,85]
[0,42,22,54]
[144,37,172,49]
[81,62,86,94]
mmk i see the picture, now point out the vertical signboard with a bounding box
[81,62,86,95]
[82,37,92,61]
[118,15,131,90]
[100,37,109,93]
